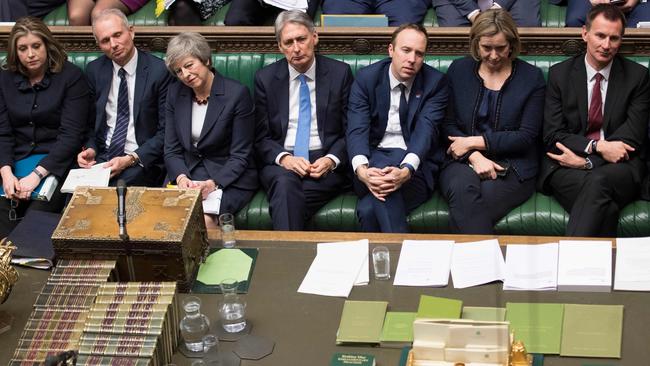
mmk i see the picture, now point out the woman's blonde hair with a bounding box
[469,9,520,61]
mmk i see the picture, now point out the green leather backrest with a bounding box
[44,0,565,27]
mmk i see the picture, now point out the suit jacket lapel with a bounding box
[602,58,622,133]
[571,57,589,132]
[133,51,149,126]
[97,58,113,129]
[177,85,194,151]
[273,62,290,140]
[315,56,329,144]
[198,73,226,144]
[406,73,424,138]
[375,64,391,137]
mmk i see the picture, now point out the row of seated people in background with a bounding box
[2,0,650,27]
[0,5,646,240]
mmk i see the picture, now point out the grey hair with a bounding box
[165,32,212,74]
[91,8,130,41]
[274,10,315,43]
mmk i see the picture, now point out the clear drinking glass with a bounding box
[180,296,210,352]
[202,334,220,365]
[218,278,247,333]
[219,213,236,248]
[372,246,391,280]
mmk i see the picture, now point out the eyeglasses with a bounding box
[8,199,21,222]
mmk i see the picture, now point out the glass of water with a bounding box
[218,213,236,248]
[219,278,247,333]
[372,246,391,280]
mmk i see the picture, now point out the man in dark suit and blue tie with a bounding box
[347,23,448,233]
[254,10,354,230]
[77,9,171,186]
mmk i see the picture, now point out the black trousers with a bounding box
[224,0,320,25]
[547,163,641,237]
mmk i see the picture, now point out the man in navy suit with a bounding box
[254,10,353,230]
[322,0,431,26]
[347,23,448,232]
[431,0,540,27]
[77,9,171,186]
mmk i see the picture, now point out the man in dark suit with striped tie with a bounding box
[77,8,171,186]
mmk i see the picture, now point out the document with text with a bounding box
[503,243,559,291]
[61,163,111,193]
[451,239,505,289]
[557,240,612,292]
[615,237,650,291]
[393,240,454,287]
[317,240,369,285]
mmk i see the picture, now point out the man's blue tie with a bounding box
[107,68,129,160]
[293,74,311,161]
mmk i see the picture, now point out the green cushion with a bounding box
[540,0,566,28]
[43,3,69,26]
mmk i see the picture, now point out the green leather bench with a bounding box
[43,0,566,27]
[48,52,650,235]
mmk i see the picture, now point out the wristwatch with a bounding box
[590,140,598,154]
[399,163,415,176]
[583,157,593,170]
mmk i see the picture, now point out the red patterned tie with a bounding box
[586,73,603,141]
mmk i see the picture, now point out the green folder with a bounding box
[461,306,507,322]
[397,347,545,366]
[380,312,416,347]
[192,248,258,294]
[561,304,623,358]
[506,303,564,354]
[336,300,388,345]
[416,295,462,319]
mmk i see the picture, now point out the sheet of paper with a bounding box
[557,240,612,292]
[202,188,223,215]
[317,240,369,285]
[615,237,650,291]
[450,239,505,289]
[263,0,308,10]
[393,240,454,287]
[196,249,252,285]
[503,243,558,291]
[60,163,111,193]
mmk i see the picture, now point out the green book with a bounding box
[506,303,564,354]
[461,306,506,322]
[336,300,388,344]
[330,352,376,366]
[380,312,416,348]
[561,304,623,358]
[416,295,462,319]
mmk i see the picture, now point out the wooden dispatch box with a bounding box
[52,187,209,292]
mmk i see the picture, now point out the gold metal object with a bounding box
[510,340,533,366]
[0,238,18,304]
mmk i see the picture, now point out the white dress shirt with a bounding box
[191,103,209,147]
[351,68,421,173]
[585,56,612,147]
[104,50,139,154]
[275,60,340,168]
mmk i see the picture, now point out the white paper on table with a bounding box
[298,241,367,297]
[557,240,612,292]
[202,188,223,215]
[60,162,111,193]
[263,0,308,10]
[450,239,505,289]
[317,239,369,285]
[503,243,558,291]
[393,240,454,287]
[615,237,650,291]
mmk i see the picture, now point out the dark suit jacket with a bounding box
[164,72,258,191]
[443,56,545,181]
[0,61,90,178]
[254,55,353,168]
[85,50,171,170]
[346,58,449,191]
[539,54,650,190]
[430,0,514,16]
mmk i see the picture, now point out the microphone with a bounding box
[116,179,129,241]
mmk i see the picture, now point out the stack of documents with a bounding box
[557,240,612,292]
[503,243,559,291]
[298,239,368,297]
[393,240,454,287]
[60,163,111,193]
[614,237,650,291]
[450,239,505,289]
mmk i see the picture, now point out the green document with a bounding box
[336,300,388,344]
[416,295,462,319]
[506,303,564,354]
[330,352,376,366]
[380,312,416,343]
[193,248,258,293]
[461,306,507,322]
[561,304,623,358]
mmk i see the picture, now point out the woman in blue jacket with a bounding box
[439,9,545,234]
